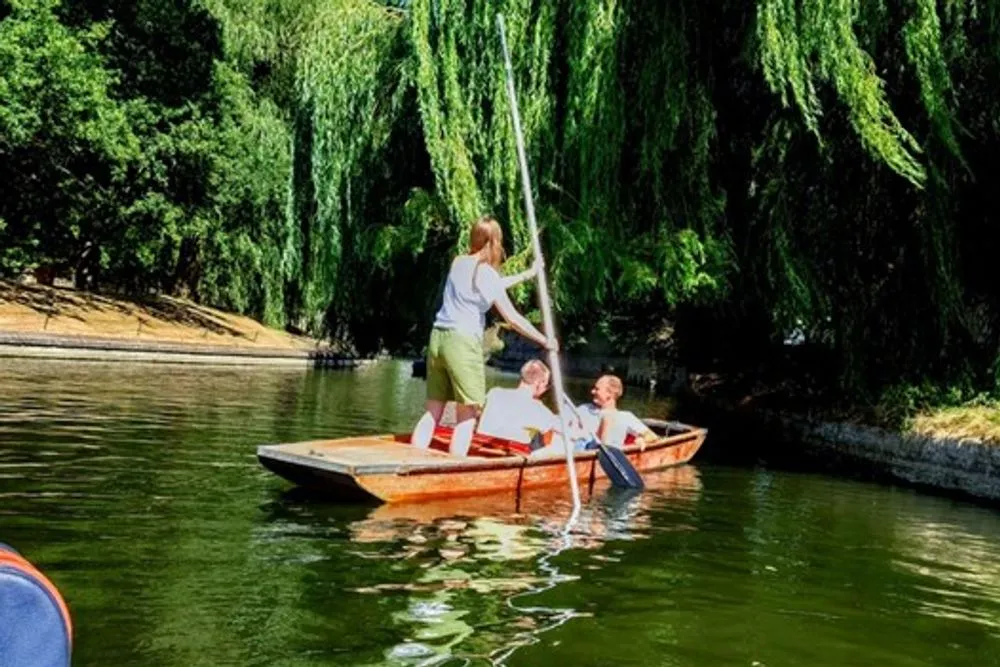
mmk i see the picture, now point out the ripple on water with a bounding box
[3,359,1000,666]
[892,516,1000,632]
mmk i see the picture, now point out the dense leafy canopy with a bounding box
[2,0,999,396]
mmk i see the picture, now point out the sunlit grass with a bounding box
[910,404,1000,444]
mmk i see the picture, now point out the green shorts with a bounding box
[426,327,486,406]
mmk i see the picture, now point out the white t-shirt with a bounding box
[576,402,652,448]
[477,386,559,444]
[433,255,504,339]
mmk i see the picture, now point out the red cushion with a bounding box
[430,426,532,456]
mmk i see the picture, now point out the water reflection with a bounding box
[345,467,702,665]
[6,359,1000,666]
[894,512,1000,635]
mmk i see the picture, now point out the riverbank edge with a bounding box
[0,332,379,367]
[682,390,1000,503]
[486,330,684,391]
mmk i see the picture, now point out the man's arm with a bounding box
[624,412,658,447]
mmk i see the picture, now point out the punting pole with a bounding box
[496,13,581,523]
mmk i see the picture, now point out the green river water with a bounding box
[2,359,1000,666]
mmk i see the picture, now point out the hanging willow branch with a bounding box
[175,0,998,389]
[757,0,931,186]
[904,0,966,165]
[295,0,409,326]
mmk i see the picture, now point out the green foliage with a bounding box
[2,0,1000,396]
[904,0,964,164]
[370,188,449,270]
[295,0,409,329]
[757,0,927,186]
[407,0,732,324]
[875,379,997,428]
[193,62,294,324]
[0,0,138,274]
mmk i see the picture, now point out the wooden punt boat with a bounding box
[257,418,707,504]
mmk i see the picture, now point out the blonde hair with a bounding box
[521,359,550,385]
[598,374,624,400]
[470,215,505,268]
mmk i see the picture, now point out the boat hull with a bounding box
[258,421,706,504]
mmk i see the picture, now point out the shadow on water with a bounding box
[675,394,1000,513]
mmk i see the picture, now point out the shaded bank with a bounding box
[487,329,687,393]
[0,280,320,350]
[678,387,1000,505]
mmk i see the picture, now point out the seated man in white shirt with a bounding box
[476,359,584,453]
[576,375,658,449]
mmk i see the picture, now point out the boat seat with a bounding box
[428,426,530,458]
[428,427,636,455]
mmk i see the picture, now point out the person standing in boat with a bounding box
[410,215,556,454]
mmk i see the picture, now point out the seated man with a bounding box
[477,359,583,452]
[576,375,658,449]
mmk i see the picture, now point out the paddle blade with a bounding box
[597,444,644,489]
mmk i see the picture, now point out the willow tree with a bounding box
[406,0,732,331]
[6,0,1000,390]
[198,0,412,333]
[201,0,732,342]
[744,0,998,391]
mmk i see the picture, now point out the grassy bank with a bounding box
[0,280,323,351]
[689,369,1000,444]
[909,403,1000,443]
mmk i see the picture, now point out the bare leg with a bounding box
[410,400,446,449]
[454,403,479,423]
[449,404,480,457]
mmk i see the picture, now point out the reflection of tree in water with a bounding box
[346,466,702,665]
[349,514,556,666]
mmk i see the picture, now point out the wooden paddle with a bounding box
[497,13,581,518]
[560,396,644,490]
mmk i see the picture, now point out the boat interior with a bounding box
[393,418,692,459]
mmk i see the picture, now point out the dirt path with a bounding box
[0,281,322,351]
